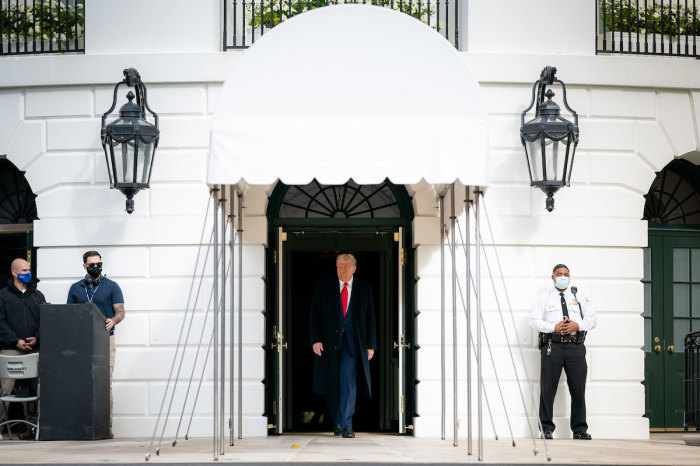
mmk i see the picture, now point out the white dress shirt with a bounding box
[339,276,354,307]
[529,286,597,335]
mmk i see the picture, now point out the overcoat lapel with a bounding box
[335,284,342,317]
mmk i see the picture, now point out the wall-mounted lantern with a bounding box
[101,68,159,214]
[520,66,579,212]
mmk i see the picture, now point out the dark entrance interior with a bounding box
[265,179,415,435]
[0,157,39,285]
[281,232,398,433]
[0,231,33,286]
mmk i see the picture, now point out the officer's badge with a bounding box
[572,300,578,306]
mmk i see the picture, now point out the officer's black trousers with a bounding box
[539,342,588,434]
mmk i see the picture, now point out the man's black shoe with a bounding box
[341,426,355,438]
[333,424,342,436]
[573,432,591,440]
[18,426,36,440]
[541,431,553,440]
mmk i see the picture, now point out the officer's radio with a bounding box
[571,286,587,344]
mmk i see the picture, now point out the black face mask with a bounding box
[86,265,102,279]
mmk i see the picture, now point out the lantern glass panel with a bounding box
[544,138,564,182]
[103,144,116,187]
[564,141,575,185]
[566,143,576,186]
[140,142,153,184]
[526,139,542,182]
[117,140,136,184]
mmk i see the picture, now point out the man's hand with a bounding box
[25,337,37,348]
[553,320,566,333]
[313,342,324,356]
[368,349,374,361]
[16,339,31,351]
[555,318,579,335]
[105,318,115,331]
[561,319,579,334]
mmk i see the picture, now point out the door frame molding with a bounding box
[264,180,416,434]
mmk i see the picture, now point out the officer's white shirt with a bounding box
[529,286,597,334]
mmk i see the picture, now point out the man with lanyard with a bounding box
[67,251,125,437]
[529,264,597,440]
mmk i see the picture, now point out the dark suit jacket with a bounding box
[309,277,377,398]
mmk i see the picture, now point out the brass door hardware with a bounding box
[393,334,410,350]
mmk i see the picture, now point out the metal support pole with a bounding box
[451,184,458,447]
[229,186,235,446]
[219,189,226,455]
[475,189,483,461]
[439,193,446,440]
[237,191,243,439]
[212,187,219,461]
[465,186,472,455]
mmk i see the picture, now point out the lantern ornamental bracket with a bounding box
[520,66,579,212]
[101,68,159,214]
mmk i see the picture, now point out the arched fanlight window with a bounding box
[278,179,402,219]
[644,159,700,225]
[0,158,38,224]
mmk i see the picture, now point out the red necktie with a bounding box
[341,282,348,317]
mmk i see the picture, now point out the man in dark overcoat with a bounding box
[310,253,376,438]
[0,258,45,438]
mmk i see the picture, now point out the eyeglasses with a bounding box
[86,262,103,268]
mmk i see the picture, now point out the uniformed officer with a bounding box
[530,264,597,440]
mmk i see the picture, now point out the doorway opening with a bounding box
[0,157,38,284]
[265,180,415,434]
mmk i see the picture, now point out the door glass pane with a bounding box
[674,319,690,353]
[643,318,651,352]
[643,247,651,281]
[673,283,689,317]
[674,248,690,281]
[643,283,651,317]
[693,249,700,282]
[694,318,700,333]
[693,285,700,318]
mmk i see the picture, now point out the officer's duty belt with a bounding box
[538,331,584,348]
[549,333,577,344]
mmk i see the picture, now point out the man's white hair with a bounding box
[336,253,356,267]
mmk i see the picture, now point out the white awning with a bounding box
[208,4,489,187]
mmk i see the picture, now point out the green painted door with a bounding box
[644,229,700,429]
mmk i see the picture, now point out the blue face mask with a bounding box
[17,272,31,284]
[554,276,569,290]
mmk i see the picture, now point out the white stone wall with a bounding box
[3,58,699,440]
[0,78,265,437]
[411,81,700,439]
[467,0,594,55]
[0,0,699,441]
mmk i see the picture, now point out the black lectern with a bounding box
[39,303,110,440]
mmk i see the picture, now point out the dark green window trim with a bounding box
[267,179,414,228]
[644,159,700,225]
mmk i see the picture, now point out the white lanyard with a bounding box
[84,283,100,303]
